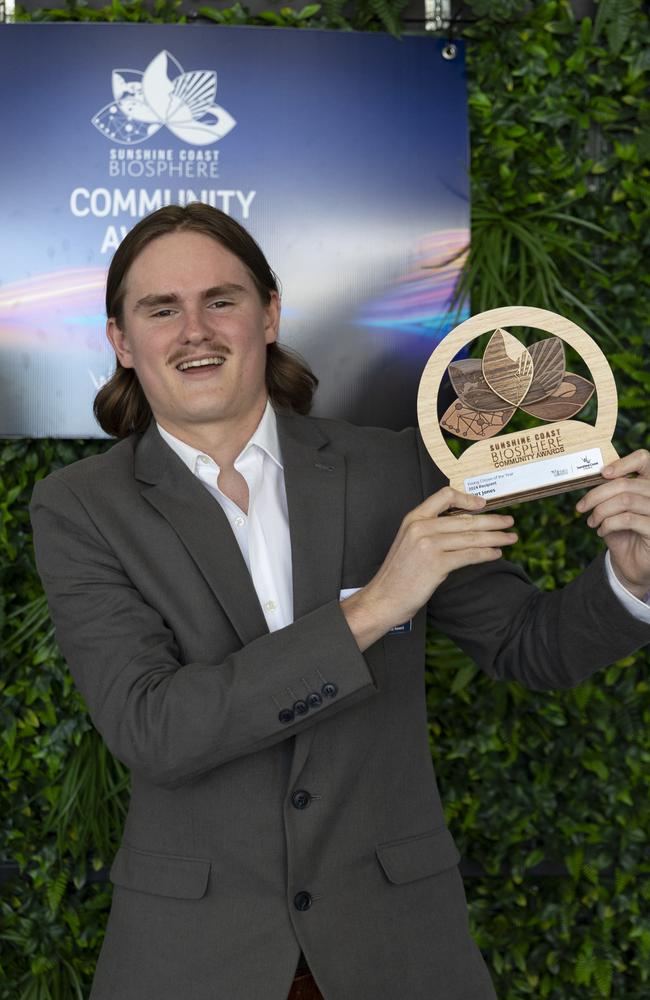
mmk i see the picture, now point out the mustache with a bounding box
[167,344,232,367]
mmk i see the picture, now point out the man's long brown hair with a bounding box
[94,204,318,438]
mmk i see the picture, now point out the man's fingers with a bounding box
[585,492,650,530]
[400,511,515,548]
[444,546,504,572]
[434,511,515,534]
[578,474,650,516]
[601,448,650,481]
[577,448,650,513]
[408,486,485,522]
[595,512,650,541]
[402,520,517,551]
[439,529,518,551]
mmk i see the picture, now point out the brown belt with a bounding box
[287,964,324,1000]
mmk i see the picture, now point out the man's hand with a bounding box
[577,449,650,600]
[341,487,518,651]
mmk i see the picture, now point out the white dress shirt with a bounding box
[157,401,293,633]
[604,551,650,623]
[158,404,650,634]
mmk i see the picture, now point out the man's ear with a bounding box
[106,318,135,369]
[264,291,280,347]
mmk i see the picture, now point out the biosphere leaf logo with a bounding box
[91,50,236,146]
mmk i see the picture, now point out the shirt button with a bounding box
[198,455,210,464]
[233,515,245,528]
[264,600,277,612]
[294,891,312,912]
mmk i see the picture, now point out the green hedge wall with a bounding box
[1,1,649,997]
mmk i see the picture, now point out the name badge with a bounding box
[339,588,412,636]
[387,621,412,636]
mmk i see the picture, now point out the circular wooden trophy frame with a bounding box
[417,306,618,509]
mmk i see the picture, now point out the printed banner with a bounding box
[0,24,469,436]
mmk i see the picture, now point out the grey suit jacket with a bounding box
[30,413,649,1000]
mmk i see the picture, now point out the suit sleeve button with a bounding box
[294,891,312,911]
[291,789,312,810]
[307,692,322,709]
[278,708,294,724]
[321,682,338,698]
[293,699,309,716]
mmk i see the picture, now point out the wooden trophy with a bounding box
[417,306,618,509]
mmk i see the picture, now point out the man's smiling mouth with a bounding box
[176,356,226,372]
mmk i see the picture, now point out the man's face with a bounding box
[107,230,279,437]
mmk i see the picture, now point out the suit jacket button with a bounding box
[307,692,322,709]
[291,789,312,810]
[294,891,312,911]
[278,708,294,724]
[321,682,338,698]
[293,699,309,716]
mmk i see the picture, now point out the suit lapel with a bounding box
[277,413,346,621]
[133,414,347,657]
[134,423,268,646]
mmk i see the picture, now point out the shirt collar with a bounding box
[245,398,283,470]
[156,400,283,476]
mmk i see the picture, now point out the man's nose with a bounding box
[181,307,211,342]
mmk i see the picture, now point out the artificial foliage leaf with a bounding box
[593,0,641,56]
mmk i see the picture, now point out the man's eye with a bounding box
[152,308,174,318]
[209,300,232,309]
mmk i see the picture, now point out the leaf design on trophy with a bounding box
[448,358,510,412]
[520,373,595,420]
[440,399,515,441]
[440,330,597,442]
[523,337,565,404]
[482,329,534,406]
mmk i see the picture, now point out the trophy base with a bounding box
[448,473,607,514]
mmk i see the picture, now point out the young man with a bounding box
[31,204,650,1000]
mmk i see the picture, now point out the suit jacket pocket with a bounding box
[110,844,211,899]
[376,826,460,884]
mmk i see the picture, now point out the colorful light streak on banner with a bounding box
[358,230,468,334]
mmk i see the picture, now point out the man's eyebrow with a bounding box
[133,293,179,311]
[133,284,247,311]
[202,283,247,299]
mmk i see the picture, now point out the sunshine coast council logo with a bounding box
[91,50,236,146]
